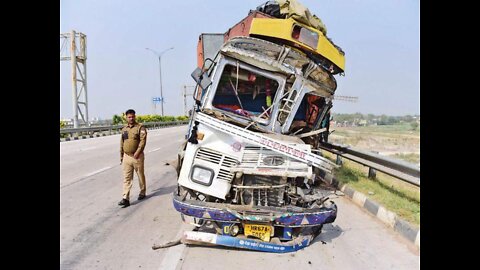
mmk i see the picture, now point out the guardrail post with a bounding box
[368,150,379,179]
[336,155,343,165]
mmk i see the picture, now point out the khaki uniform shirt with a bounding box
[120,122,147,159]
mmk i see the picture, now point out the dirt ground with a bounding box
[328,124,420,165]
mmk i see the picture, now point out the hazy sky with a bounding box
[60,0,419,119]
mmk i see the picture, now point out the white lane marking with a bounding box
[80,146,97,151]
[83,166,112,178]
[148,128,185,139]
[148,147,163,153]
[158,242,185,270]
[60,165,116,189]
[157,223,193,270]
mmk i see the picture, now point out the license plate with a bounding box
[244,223,272,242]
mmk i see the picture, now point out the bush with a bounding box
[112,114,125,125]
[176,115,189,121]
[129,114,187,123]
[410,122,419,131]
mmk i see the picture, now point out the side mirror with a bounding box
[191,67,212,91]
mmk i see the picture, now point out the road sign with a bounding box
[152,97,163,103]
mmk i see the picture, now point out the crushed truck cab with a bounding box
[172,0,345,252]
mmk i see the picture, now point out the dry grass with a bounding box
[329,123,420,166]
[322,124,420,226]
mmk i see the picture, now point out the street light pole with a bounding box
[146,47,174,116]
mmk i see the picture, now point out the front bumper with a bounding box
[173,192,337,227]
[182,231,313,253]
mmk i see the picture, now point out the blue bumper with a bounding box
[173,192,337,227]
[182,231,313,253]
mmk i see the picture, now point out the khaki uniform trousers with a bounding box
[122,152,146,200]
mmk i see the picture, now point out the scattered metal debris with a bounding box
[152,239,182,250]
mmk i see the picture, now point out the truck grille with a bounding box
[195,148,238,183]
[240,146,309,172]
[241,175,286,207]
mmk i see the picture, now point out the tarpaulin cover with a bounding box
[275,0,327,35]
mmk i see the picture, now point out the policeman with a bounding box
[118,109,147,208]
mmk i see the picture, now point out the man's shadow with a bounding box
[149,184,177,198]
[129,184,177,206]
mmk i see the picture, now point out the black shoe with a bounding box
[138,194,146,200]
[118,199,130,207]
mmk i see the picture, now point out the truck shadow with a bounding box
[311,224,344,245]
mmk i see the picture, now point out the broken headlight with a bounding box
[191,166,214,186]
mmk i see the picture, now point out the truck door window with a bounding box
[290,93,327,134]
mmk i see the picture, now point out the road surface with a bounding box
[60,125,419,270]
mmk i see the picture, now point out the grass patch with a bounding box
[333,123,420,138]
[323,152,420,226]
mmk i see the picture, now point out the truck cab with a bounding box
[173,0,345,252]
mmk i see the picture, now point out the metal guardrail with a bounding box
[60,120,189,137]
[319,142,420,187]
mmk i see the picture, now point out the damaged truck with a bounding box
[172,0,346,253]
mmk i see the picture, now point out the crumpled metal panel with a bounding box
[173,198,238,221]
[220,36,336,94]
[173,192,337,226]
[233,145,312,178]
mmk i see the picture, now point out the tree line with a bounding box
[332,113,420,127]
[111,114,189,125]
[60,114,189,128]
